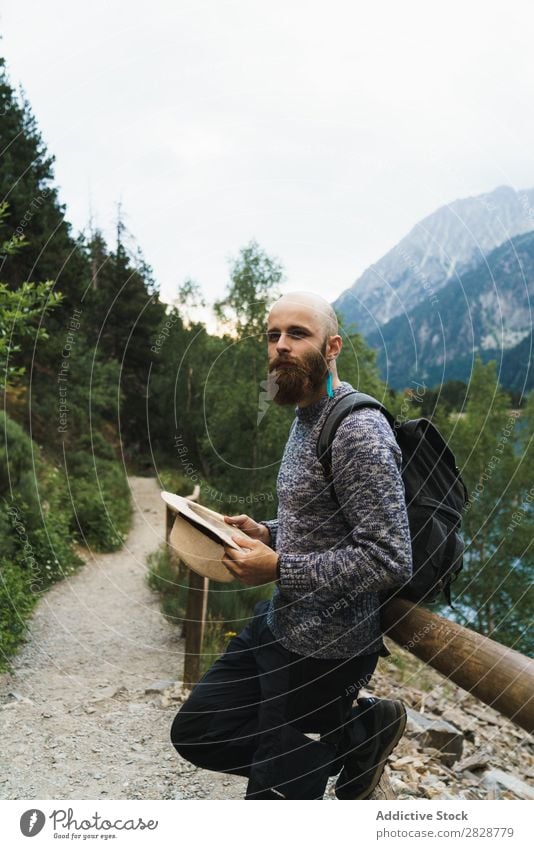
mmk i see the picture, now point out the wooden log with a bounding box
[382,597,534,733]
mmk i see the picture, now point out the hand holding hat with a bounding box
[222,513,271,546]
[161,492,279,585]
[222,534,280,586]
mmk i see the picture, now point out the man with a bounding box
[170,291,413,799]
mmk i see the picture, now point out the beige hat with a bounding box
[161,491,252,583]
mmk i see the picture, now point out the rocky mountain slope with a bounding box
[366,230,534,389]
[334,184,534,340]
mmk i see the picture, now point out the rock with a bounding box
[420,775,448,799]
[462,705,500,726]
[391,755,425,769]
[406,707,463,765]
[144,680,178,694]
[481,769,534,800]
[90,685,129,702]
[440,707,475,732]
[390,776,411,793]
[3,695,34,708]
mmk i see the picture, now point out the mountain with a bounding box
[334,185,534,338]
[365,231,534,389]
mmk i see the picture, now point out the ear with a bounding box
[328,335,342,358]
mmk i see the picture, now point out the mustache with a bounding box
[269,357,306,372]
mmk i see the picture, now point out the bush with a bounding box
[4,494,82,590]
[0,559,36,668]
[60,452,132,551]
[0,411,42,521]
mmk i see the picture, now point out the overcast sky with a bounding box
[2,0,534,329]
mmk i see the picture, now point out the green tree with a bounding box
[213,240,283,338]
[83,222,167,452]
[337,320,391,401]
[206,243,286,507]
[0,57,88,306]
[0,202,62,390]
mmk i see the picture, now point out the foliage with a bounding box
[61,452,132,551]
[0,201,63,390]
[436,357,533,655]
[0,558,36,668]
[213,240,284,338]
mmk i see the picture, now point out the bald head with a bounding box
[268,291,338,342]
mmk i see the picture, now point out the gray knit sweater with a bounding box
[260,380,412,659]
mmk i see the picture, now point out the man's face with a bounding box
[266,308,329,406]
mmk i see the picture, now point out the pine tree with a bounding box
[83,218,167,451]
[0,57,88,306]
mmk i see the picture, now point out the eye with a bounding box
[289,330,306,339]
[266,331,279,342]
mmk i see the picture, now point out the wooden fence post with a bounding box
[183,570,209,687]
[165,485,208,688]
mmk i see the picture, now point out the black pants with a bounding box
[171,600,380,799]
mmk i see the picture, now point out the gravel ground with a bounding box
[0,476,246,800]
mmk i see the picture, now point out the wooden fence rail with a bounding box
[382,597,534,733]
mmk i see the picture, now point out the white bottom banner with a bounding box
[1,798,531,847]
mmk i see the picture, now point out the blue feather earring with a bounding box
[326,369,334,398]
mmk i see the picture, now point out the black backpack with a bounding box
[316,390,469,606]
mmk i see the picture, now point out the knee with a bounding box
[170,706,197,749]
[170,706,210,767]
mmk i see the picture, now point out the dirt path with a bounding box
[0,476,246,800]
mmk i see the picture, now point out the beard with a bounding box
[267,338,329,406]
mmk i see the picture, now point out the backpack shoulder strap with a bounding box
[316,390,395,482]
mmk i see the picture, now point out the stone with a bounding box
[90,685,129,702]
[144,680,177,694]
[454,748,492,773]
[7,690,25,701]
[481,769,534,800]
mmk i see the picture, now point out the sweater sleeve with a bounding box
[278,411,412,596]
[259,519,278,550]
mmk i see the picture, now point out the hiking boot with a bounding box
[335,696,407,800]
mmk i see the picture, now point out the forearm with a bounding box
[278,528,412,597]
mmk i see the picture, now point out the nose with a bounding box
[276,333,292,354]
